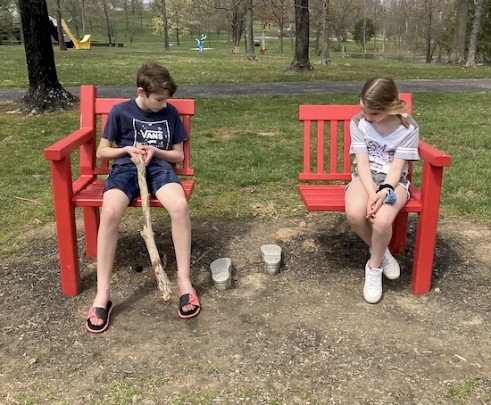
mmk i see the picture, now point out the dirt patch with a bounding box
[0,215,490,404]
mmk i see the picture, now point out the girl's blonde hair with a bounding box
[359,76,410,128]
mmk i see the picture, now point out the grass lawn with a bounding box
[0,44,489,252]
[1,42,491,89]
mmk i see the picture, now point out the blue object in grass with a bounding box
[384,189,397,205]
[196,34,206,52]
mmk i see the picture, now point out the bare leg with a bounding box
[89,189,129,326]
[345,179,372,246]
[155,183,195,313]
[368,185,408,268]
[346,180,407,266]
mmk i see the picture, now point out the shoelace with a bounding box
[366,269,381,288]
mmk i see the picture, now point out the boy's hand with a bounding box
[140,145,156,165]
[126,145,146,164]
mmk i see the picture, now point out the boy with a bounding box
[86,62,200,333]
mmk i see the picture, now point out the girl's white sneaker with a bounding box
[363,263,383,304]
[381,249,400,280]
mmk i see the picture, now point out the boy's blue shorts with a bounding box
[104,164,181,203]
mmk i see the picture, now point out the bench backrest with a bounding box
[299,93,412,181]
[79,84,195,178]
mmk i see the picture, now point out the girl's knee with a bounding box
[346,204,365,222]
[346,212,366,229]
[371,215,393,233]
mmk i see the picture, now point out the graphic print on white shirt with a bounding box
[366,139,396,174]
[132,119,171,149]
[349,114,420,176]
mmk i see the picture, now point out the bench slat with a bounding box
[72,179,195,206]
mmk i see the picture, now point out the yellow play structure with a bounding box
[61,19,91,50]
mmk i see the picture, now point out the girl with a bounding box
[345,77,420,304]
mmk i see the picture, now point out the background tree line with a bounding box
[1,0,489,112]
[2,0,490,64]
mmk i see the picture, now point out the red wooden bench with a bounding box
[298,94,451,295]
[44,85,195,296]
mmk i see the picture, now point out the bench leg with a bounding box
[390,211,409,255]
[411,166,445,295]
[50,161,81,296]
[54,209,80,295]
[83,207,100,259]
[411,213,436,295]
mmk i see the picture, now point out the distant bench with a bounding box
[91,42,124,47]
[297,94,451,295]
[44,85,195,296]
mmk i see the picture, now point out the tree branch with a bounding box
[132,145,172,301]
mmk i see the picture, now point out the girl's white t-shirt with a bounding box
[349,112,420,175]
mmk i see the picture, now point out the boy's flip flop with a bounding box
[86,301,114,333]
[178,291,201,319]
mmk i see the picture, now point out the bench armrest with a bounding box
[418,140,451,168]
[44,126,95,161]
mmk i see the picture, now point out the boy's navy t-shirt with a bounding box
[102,99,187,170]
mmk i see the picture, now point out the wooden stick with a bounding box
[131,146,172,301]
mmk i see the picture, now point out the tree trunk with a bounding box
[279,16,284,56]
[290,0,313,70]
[245,0,256,59]
[18,0,75,114]
[81,0,86,34]
[55,0,67,51]
[231,4,245,53]
[424,0,433,63]
[175,13,180,46]
[320,0,331,65]
[449,0,469,63]
[268,0,289,56]
[100,0,113,46]
[465,0,485,67]
[161,0,170,51]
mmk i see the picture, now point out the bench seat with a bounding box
[71,179,195,207]
[298,184,422,212]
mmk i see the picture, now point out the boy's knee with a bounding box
[101,206,124,223]
[168,199,189,218]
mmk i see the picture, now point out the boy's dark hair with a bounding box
[136,62,178,97]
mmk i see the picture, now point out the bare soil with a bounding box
[0,214,490,404]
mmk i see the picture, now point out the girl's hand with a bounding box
[366,191,386,221]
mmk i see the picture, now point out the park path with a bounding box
[0,78,490,102]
